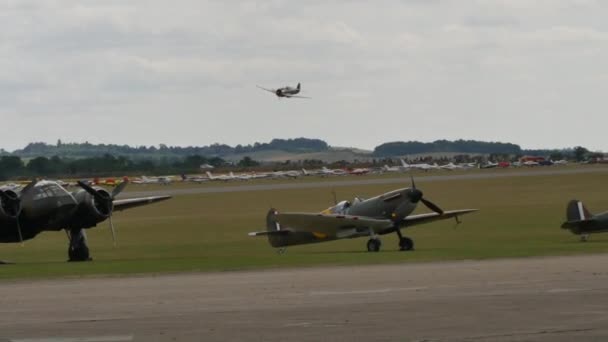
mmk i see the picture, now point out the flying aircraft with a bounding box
[249,179,477,252]
[561,200,608,241]
[0,180,171,262]
[257,83,311,99]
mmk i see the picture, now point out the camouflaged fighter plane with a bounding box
[256,83,311,99]
[249,179,477,252]
[561,200,608,241]
[0,179,170,262]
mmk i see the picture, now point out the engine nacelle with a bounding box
[72,187,114,227]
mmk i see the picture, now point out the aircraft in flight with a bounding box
[249,179,477,252]
[0,180,171,262]
[561,200,608,241]
[257,83,311,99]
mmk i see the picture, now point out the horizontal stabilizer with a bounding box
[561,219,594,229]
[248,230,290,237]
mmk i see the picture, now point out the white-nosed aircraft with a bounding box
[257,83,311,99]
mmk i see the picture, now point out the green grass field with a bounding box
[2,169,608,280]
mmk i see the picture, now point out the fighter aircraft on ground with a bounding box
[0,180,170,261]
[561,200,608,241]
[249,179,477,252]
[256,83,310,99]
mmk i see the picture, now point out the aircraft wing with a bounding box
[285,95,311,99]
[275,212,392,235]
[256,85,276,93]
[399,209,478,228]
[113,196,172,212]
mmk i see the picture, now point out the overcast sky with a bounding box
[1,0,607,152]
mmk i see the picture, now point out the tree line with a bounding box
[0,155,225,181]
[12,138,329,160]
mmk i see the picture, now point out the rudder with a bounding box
[566,200,592,222]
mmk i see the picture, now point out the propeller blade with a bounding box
[421,198,444,215]
[109,215,117,247]
[112,180,128,199]
[331,189,337,205]
[410,175,416,190]
[20,179,38,194]
[77,180,100,198]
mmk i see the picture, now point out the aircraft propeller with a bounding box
[408,176,444,215]
[77,180,128,246]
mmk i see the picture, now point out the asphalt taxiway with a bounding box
[2,254,608,341]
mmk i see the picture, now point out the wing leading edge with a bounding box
[113,196,172,211]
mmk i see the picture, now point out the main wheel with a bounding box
[68,229,92,262]
[399,237,414,251]
[68,244,91,262]
[367,239,381,252]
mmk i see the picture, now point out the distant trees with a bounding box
[12,138,330,160]
[0,155,228,180]
[373,140,522,157]
[574,146,589,162]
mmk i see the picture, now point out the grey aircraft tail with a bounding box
[296,83,301,90]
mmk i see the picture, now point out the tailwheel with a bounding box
[68,228,92,262]
[399,237,414,251]
[367,239,381,252]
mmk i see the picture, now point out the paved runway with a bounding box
[2,254,608,341]
[124,167,608,197]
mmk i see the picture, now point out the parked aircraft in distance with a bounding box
[181,174,209,183]
[257,83,311,99]
[249,179,477,253]
[479,161,499,169]
[0,180,171,261]
[347,168,370,175]
[440,162,464,171]
[406,161,439,171]
[205,171,234,181]
[131,175,173,185]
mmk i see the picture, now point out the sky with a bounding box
[1,0,608,152]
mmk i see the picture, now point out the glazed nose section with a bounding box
[408,188,423,203]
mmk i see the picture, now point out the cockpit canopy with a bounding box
[324,200,351,215]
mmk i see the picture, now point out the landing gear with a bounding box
[399,237,414,251]
[580,234,590,242]
[68,228,92,262]
[367,239,381,252]
[395,228,414,251]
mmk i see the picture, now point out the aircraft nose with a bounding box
[408,189,423,203]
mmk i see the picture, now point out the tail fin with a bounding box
[297,83,301,90]
[206,171,213,179]
[567,200,592,222]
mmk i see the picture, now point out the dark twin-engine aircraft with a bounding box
[250,179,477,252]
[0,180,170,262]
[257,83,310,99]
